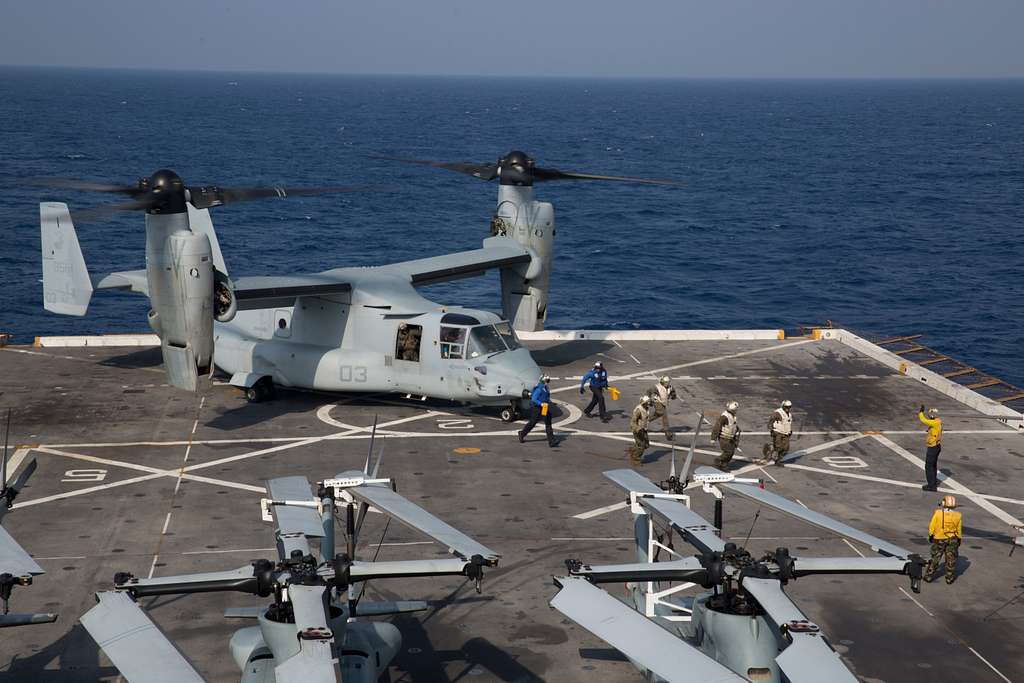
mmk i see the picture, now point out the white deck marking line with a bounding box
[183,547,276,555]
[780,433,867,464]
[12,472,168,508]
[0,347,164,373]
[376,541,435,547]
[4,448,30,484]
[551,338,816,395]
[161,512,172,535]
[759,467,778,483]
[44,437,312,448]
[550,537,635,541]
[147,554,160,579]
[872,434,1024,527]
[783,463,1024,507]
[842,538,866,557]
[729,537,821,541]
[898,586,935,617]
[573,501,629,520]
[966,647,1012,683]
[32,555,87,560]
[628,354,642,365]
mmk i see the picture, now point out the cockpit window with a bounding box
[468,324,509,358]
[494,321,521,351]
[440,326,467,360]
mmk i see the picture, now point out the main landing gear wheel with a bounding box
[245,377,276,403]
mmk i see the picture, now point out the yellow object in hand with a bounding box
[609,387,620,401]
[541,402,549,416]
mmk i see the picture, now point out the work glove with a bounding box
[580,388,585,395]
[928,535,934,543]
[665,431,674,440]
[919,404,926,414]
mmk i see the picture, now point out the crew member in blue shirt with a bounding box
[519,375,558,447]
[579,361,610,422]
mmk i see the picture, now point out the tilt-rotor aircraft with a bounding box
[550,437,926,682]
[36,153,678,419]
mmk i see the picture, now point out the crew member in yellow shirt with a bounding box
[919,405,942,491]
[925,495,962,584]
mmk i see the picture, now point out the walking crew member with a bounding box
[627,395,653,466]
[925,495,962,584]
[919,405,942,491]
[519,376,557,447]
[762,400,793,467]
[647,376,678,439]
[710,401,741,471]
[580,361,610,422]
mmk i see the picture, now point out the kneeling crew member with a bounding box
[919,405,942,491]
[519,376,557,447]
[627,395,653,467]
[925,495,962,585]
[763,400,793,466]
[710,401,741,470]
[647,376,678,439]
[580,361,610,421]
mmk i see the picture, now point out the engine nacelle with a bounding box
[494,185,554,332]
[145,213,215,391]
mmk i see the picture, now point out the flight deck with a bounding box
[1,330,1022,682]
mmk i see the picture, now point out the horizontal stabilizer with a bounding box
[551,577,744,683]
[93,269,149,296]
[41,202,92,315]
[81,591,205,683]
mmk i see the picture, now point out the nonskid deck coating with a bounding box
[1,336,1022,682]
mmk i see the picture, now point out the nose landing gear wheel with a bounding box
[245,377,276,403]
[500,407,515,423]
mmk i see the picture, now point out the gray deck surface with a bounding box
[1,336,1022,682]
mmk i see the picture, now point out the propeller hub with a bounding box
[497,150,536,187]
[139,169,187,215]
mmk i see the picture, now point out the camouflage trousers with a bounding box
[763,433,791,462]
[715,437,737,467]
[925,538,960,584]
[628,429,649,465]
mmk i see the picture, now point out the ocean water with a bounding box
[1,68,1022,384]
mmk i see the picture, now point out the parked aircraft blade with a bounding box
[81,591,205,683]
[551,577,744,683]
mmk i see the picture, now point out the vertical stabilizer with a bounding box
[40,202,93,315]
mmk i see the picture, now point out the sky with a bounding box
[1,0,1022,78]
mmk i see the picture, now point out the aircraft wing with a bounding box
[232,275,352,311]
[741,577,858,683]
[346,481,499,563]
[374,237,532,287]
[81,591,206,683]
[0,525,44,576]
[716,475,911,559]
[551,577,744,683]
[604,469,725,554]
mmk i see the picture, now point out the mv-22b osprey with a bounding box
[36,153,678,420]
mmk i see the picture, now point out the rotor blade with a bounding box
[569,558,707,585]
[370,155,499,181]
[2,408,10,489]
[718,477,912,558]
[792,556,910,576]
[266,476,324,560]
[274,584,338,683]
[604,469,724,554]
[0,612,58,628]
[741,577,857,683]
[116,565,262,597]
[551,577,744,683]
[0,524,44,575]
[21,177,139,194]
[71,197,159,222]
[7,458,37,497]
[680,412,705,484]
[362,415,378,475]
[189,184,376,210]
[532,167,684,187]
[346,481,499,563]
[349,558,469,580]
[81,591,205,683]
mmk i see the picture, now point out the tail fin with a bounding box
[41,202,92,315]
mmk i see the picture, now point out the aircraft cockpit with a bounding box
[438,314,522,361]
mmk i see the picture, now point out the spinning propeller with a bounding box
[25,169,371,220]
[375,150,684,187]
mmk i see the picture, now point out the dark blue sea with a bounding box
[1,68,1022,384]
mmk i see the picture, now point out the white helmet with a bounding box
[659,376,671,387]
[781,400,792,409]
[540,375,550,383]
[726,401,739,413]
[927,408,939,417]
[594,361,603,368]
[640,395,652,406]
